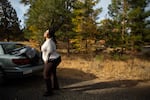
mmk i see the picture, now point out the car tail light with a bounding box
[12,58,30,65]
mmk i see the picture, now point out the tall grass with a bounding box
[59,54,150,81]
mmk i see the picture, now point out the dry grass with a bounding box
[59,54,150,81]
[22,41,150,81]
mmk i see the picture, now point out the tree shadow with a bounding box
[0,67,150,100]
[0,68,97,100]
[0,68,97,86]
[57,68,97,86]
[63,79,149,92]
[0,73,44,87]
[0,68,96,88]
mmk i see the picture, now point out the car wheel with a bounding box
[0,67,7,81]
[0,70,2,78]
[0,67,3,76]
[0,67,4,83]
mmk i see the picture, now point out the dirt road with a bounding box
[0,68,150,100]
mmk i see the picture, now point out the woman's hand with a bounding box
[44,61,48,64]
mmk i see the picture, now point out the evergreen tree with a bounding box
[108,0,150,50]
[72,0,101,52]
[0,0,22,41]
[23,0,75,43]
[98,18,122,48]
[127,0,150,47]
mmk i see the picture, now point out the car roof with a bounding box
[0,42,22,45]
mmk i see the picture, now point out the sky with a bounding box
[96,0,111,21]
[9,0,111,27]
[9,0,29,27]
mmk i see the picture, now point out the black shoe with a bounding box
[43,91,53,97]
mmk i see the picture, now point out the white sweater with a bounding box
[41,38,60,62]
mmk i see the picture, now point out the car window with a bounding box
[2,43,25,54]
[0,45,4,54]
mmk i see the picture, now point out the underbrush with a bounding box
[59,54,150,81]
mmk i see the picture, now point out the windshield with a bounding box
[2,43,25,54]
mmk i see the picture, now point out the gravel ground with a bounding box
[0,70,150,100]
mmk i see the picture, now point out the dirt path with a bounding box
[0,68,150,100]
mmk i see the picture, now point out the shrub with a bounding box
[95,54,104,61]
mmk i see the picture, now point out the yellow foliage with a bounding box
[28,25,38,33]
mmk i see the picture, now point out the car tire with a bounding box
[0,67,4,83]
[0,67,7,82]
[0,66,3,76]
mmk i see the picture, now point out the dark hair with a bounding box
[48,30,57,44]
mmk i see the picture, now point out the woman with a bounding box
[41,30,61,96]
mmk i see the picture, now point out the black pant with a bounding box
[43,56,61,91]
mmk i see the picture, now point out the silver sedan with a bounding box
[0,42,43,79]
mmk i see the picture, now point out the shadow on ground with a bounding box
[0,68,150,100]
[0,68,96,100]
[57,68,97,86]
[63,79,148,91]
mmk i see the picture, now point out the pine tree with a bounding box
[0,0,21,41]
[72,0,101,52]
[127,0,150,48]
[23,0,75,43]
[108,0,150,51]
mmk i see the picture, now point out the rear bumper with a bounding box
[3,64,44,78]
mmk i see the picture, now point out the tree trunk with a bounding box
[121,0,127,54]
[85,38,88,53]
[67,36,70,56]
